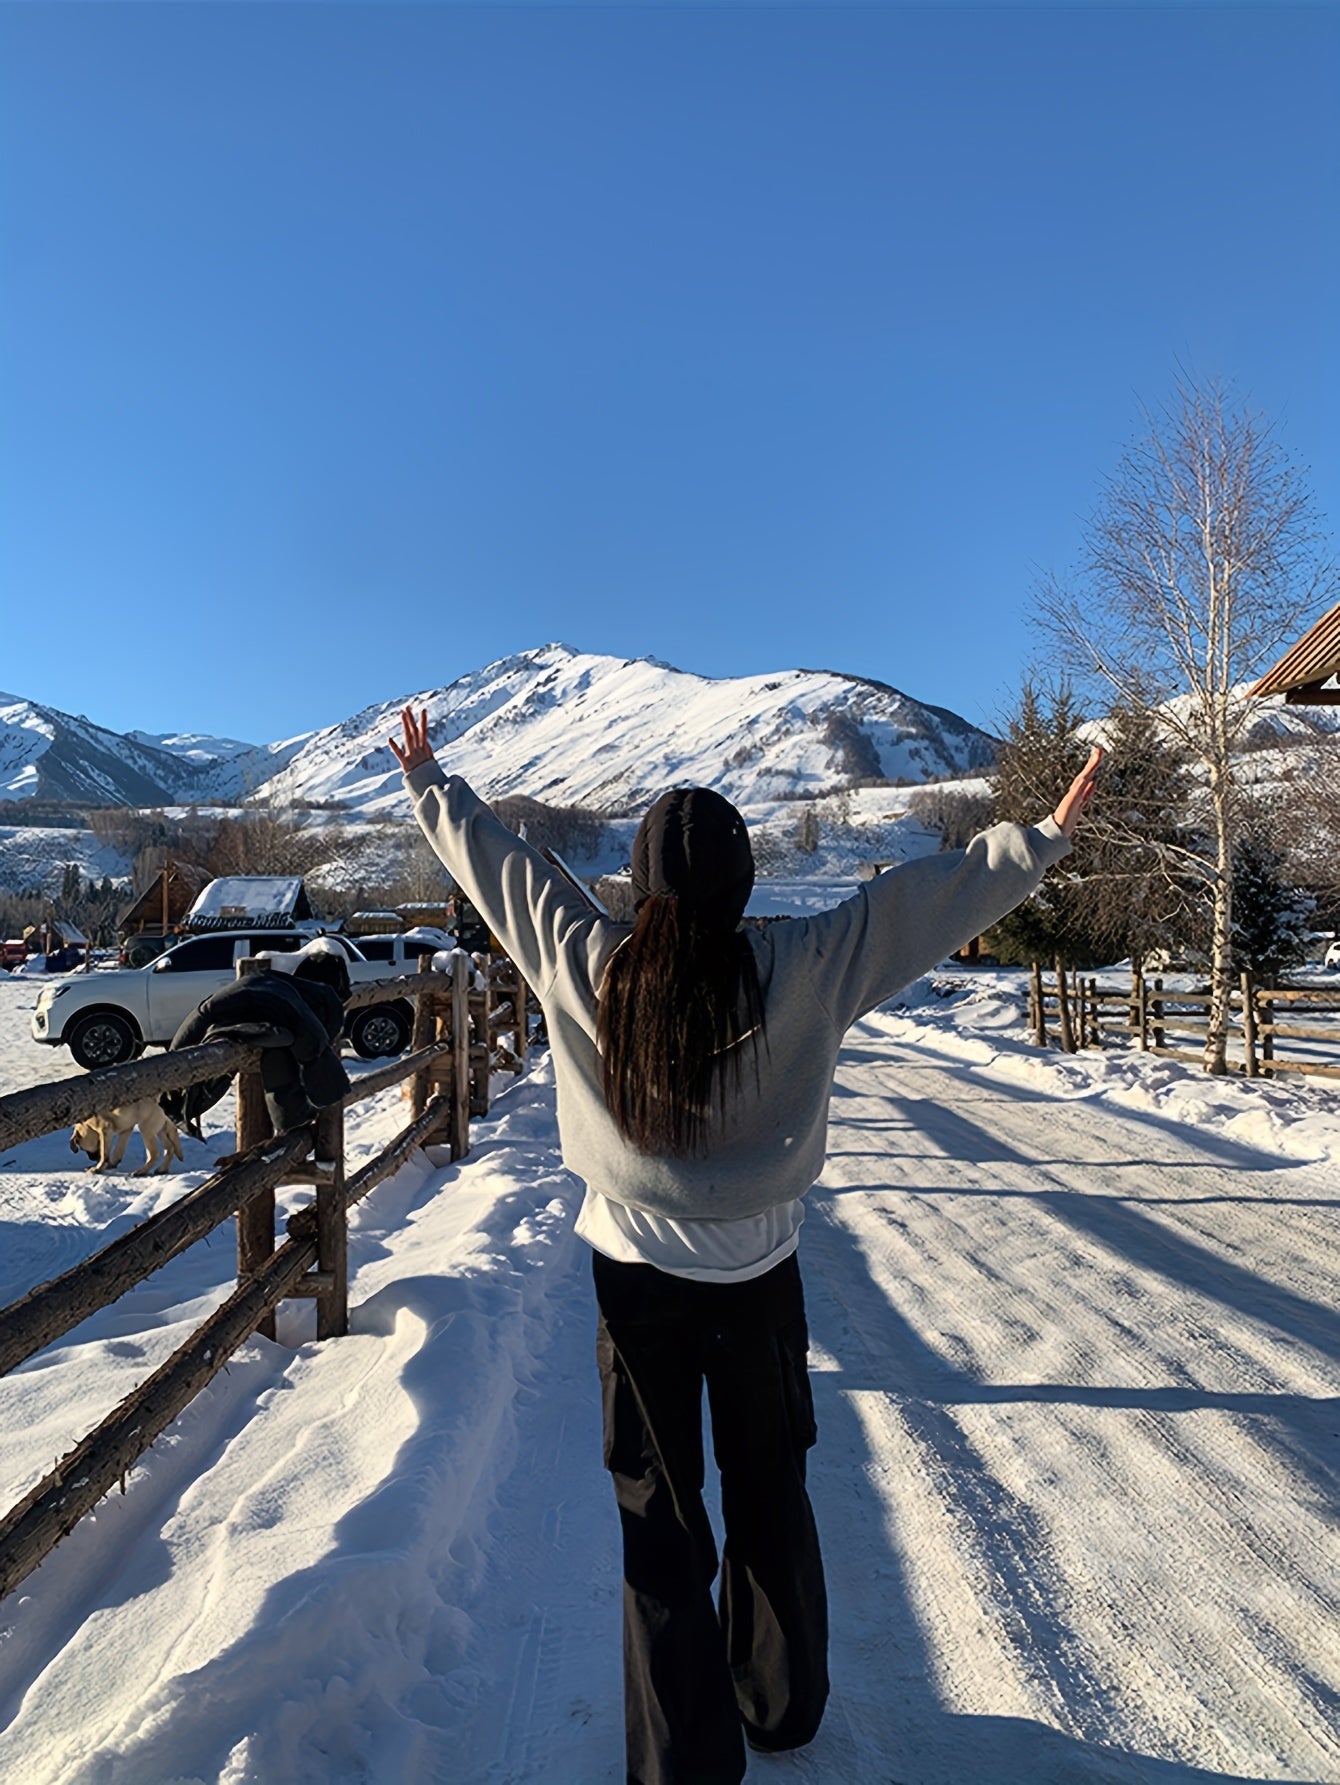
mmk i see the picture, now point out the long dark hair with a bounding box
[598,894,766,1156]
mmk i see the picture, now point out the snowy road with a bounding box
[1,976,1338,1783]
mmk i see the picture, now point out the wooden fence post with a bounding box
[1260,991,1275,1077]
[410,954,437,1120]
[512,964,529,1066]
[1055,958,1075,1054]
[1152,977,1165,1051]
[1135,967,1148,1050]
[451,951,471,1162]
[234,956,277,1341]
[1031,961,1047,1047]
[1087,977,1100,1048]
[470,960,492,1119]
[312,1102,348,1340]
[1240,970,1258,1080]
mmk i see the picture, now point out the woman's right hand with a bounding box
[389,706,435,775]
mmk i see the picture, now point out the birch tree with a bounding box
[1035,376,1336,1072]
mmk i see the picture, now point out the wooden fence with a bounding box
[0,950,536,1603]
[1028,962,1340,1081]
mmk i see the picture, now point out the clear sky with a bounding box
[2,2,1336,747]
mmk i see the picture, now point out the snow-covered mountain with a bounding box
[0,696,315,810]
[259,644,998,815]
[125,729,258,769]
[0,648,999,815]
[0,694,197,807]
[9,647,1340,830]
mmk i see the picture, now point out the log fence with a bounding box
[0,947,538,1603]
[1028,966,1340,1081]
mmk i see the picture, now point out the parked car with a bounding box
[349,928,456,969]
[31,930,415,1069]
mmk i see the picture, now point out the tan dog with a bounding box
[70,1099,184,1176]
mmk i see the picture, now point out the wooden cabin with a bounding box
[117,862,212,942]
[346,910,404,937]
[1248,601,1340,704]
[395,900,455,931]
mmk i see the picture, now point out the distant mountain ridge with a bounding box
[259,644,1001,815]
[0,647,1001,813]
[0,693,308,808]
[6,647,1339,820]
[0,693,203,807]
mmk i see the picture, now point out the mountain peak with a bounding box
[0,647,1000,813]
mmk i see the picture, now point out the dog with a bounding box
[70,1099,184,1176]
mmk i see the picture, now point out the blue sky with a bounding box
[2,3,1336,746]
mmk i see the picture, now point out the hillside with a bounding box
[254,644,997,815]
[0,694,196,807]
[1,648,993,817]
[2,646,1336,904]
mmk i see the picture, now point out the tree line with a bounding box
[2,794,614,948]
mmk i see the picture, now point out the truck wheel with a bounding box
[67,1011,141,1070]
[347,1004,412,1060]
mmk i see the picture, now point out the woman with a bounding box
[391,708,1100,1785]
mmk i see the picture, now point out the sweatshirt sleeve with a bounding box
[405,759,605,998]
[801,818,1073,1029]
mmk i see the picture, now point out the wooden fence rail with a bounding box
[0,1038,265,1153]
[1029,966,1340,1081]
[0,947,536,1605]
[0,1225,322,1602]
[0,1125,314,1379]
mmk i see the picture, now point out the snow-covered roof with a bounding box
[347,910,402,934]
[186,876,312,929]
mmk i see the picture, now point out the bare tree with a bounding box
[207,808,336,881]
[1035,375,1336,1071]
[905,784,994,852]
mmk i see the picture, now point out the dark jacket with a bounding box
[167,970,351,1132]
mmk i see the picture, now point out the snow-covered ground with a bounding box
[1,968,1339,1783]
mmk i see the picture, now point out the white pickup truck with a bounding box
[32,930,415,1068]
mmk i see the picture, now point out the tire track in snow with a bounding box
[807,1022,1340,1779]
[804,1199,1117,1743]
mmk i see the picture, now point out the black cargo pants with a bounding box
[593,1248,829,1785]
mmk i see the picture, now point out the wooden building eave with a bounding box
[1248,600,1340,702]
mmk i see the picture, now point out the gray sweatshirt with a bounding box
[407,760,1071,1222]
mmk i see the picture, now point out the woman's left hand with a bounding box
[1052,746,1103,838]
[389,706,435,775]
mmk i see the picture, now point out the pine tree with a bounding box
[1083,703,1200,966]
[988,680,1098,969]
[1231,831,1314,981]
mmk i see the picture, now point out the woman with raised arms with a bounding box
[392,707,1100,1785]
